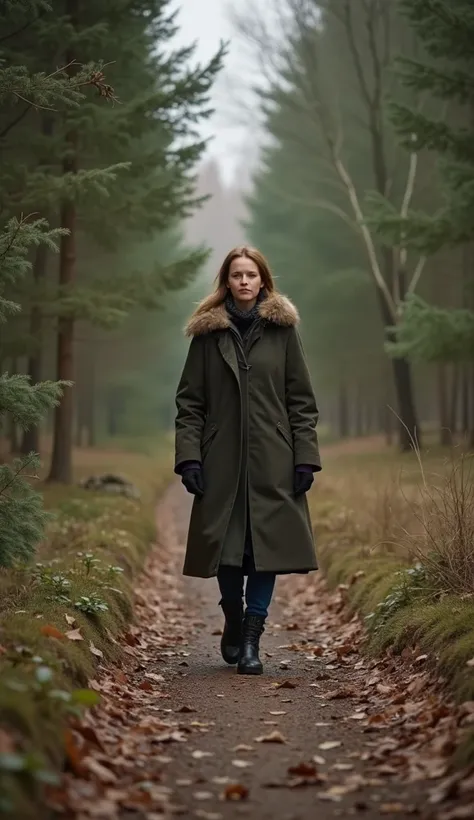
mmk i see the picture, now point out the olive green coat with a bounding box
[174,292,321,578]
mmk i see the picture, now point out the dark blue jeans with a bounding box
[217,565,276,619]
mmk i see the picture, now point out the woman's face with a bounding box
[228,256,262,307]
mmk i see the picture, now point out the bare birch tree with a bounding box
[232,0,428,450]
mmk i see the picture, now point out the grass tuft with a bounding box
[312,439,474,768]
[0,439,172,817]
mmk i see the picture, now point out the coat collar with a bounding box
[185,292,299,337]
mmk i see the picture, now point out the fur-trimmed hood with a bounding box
[185,292,299,337]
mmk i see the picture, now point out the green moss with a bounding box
[0,475,168,818]
[314,477,474,769]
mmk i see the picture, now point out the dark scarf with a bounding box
[225,291,263,337]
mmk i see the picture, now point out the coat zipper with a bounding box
[229,324,261,568]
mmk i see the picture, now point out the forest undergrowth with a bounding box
[310,439,474,766]
[0,441,171,817]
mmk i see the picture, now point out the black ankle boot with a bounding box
[219,599,244,665]
[237,614,265,675]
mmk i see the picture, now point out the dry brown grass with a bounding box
[313,438,474,596]
[0,435,173,817]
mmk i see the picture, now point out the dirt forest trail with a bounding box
[53,482,474,820]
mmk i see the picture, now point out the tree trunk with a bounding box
[47,6,78,484]
[47,192,76,482]
[379,267,421,452]
[388,354,420,451]
[338,379,349,438]
[437,363,452,446]
[76,352,96,447]
[21,241,49,455]
[8,358,20,453]
[381,404,393,447]
[85,359,96,447]
[106,395,119,438]
[354,384,363,437]
[470,364,474,450]
[21,117,54,456]
[449,364,459,440]
[461,365,470,436]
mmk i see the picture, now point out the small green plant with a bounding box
[33,564,72,604]
[77,552,101,575]
[365,563,428,633]
[74,594,109,614]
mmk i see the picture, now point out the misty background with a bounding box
[2,0,474,479]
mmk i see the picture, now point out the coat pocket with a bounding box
[276,422,294,450]
[201,423,218,457]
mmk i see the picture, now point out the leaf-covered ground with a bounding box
[42,480,474,820]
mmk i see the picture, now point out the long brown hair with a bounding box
[194,247,276,315]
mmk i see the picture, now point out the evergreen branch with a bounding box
[0,452,37,497]
[0,18,35,44]
[0,104,30,140]
[0,373,67,428]
[386,295,474,363]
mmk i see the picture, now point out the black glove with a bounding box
[294,469,314,496]
[181,467,204,499]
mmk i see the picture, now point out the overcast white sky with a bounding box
[172,0,264,184]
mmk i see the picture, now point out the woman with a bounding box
[174,247,321,675]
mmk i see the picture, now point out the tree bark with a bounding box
[449,364,459,440]
[355,384,363,437]
[8,358,20,453]
[381,404,393,447]
[47,3,78,483]
[21,241,48,455]
[461,365,470,436]
[378,266,421,452]
[106,396,119,438]
[470,364,474,450]
[85,358,96,447]
[437,363,452,446]
[76,352,96,447]
[21,117,54,456]
[338,378,349,438]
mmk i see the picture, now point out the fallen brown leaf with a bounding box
[318,740,342,750]
[288,762,318,777]
[89,640,103,658]
[83,756,117,784]
[223,784,249,801]
[63,729,87,776]
[256,730,286,743]
[145,672,165,683]
[74,725,105,751]
[438,806,474,820]
[41,624,65,640]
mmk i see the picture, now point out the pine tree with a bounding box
[372,0,474,362]
[0,0,124,469]
[41,0,223,482]
[0,0,119,564]
[0,216,64,566]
